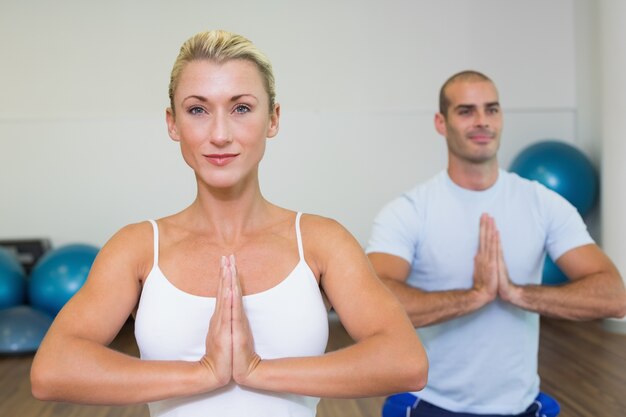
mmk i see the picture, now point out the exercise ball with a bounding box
[382,393,419,417]
[509,140,598,217]
[542,255,568,286]
[28,243,100,316]
[0,305,53,355]
[0,247,27,309]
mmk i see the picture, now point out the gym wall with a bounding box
[0,0,596,247]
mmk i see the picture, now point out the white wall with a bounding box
[0,0,586,247]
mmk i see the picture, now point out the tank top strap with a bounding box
[295,212,304,260]
[147,219,159,268]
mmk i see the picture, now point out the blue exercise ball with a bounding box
[0,247,27,309]
[382,393,419,417]
[0,305,54,355]
[542,255,568,286]
[28,243,100,316]
[509,140,598,217]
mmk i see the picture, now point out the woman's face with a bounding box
[166,59,279,190]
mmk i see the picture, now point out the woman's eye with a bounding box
[234,104,251,114]
[189,106,205,115]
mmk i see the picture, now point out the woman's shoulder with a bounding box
[108,220,155,244]
[300,213,345,234]
[98,220,155,268]
[299,213,357,254]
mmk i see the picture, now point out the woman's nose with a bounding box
[209,113,232,146]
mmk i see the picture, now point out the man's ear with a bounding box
[166,108,181,142]
[434,112,447,137]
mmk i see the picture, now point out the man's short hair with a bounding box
[439,70,493,116]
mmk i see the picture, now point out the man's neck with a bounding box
[447,159,499,191]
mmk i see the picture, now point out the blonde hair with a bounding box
[168,30,276,113]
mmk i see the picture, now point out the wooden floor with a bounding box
[1,315,624,417]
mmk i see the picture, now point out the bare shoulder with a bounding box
[92,220,155,281]
[299,213,356,247]
[102,221,153,254]
[110,220,153,242]
[299,213,363,275]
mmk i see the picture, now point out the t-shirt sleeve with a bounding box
[537,184,595,261]
[365,195,420,264]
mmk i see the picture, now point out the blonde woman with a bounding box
[31,30,427,417]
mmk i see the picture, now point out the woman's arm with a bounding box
[30,222,225,405]
[234,215,428,398]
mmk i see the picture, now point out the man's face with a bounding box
[435,80,503,165]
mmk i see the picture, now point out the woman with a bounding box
[31,30,427,416]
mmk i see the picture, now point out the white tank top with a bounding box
[134,212,329,416]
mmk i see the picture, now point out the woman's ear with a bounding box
[267,103,280,138]
[166,108,181,142]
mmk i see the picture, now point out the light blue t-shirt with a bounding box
[366,170,593,414]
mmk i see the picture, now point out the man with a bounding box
[367,70,626,417]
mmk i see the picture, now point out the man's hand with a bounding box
[472,213,499,306]
[495,232,521,303]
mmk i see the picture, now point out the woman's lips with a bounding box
[205,153,238,166]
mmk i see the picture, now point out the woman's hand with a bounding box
[200,256,234,387]
[201,255,260,387]
[228,255,262,385]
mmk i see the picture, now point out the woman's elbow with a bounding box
[30,355,63,401]
[31,364,53,400]
[392,346,428,393]
[406,353,429,392]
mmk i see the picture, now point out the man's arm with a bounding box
[368,213,500,327]
[498,243,626,320]
[367,253,487,327]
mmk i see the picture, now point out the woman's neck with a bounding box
[188,179,272,245]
